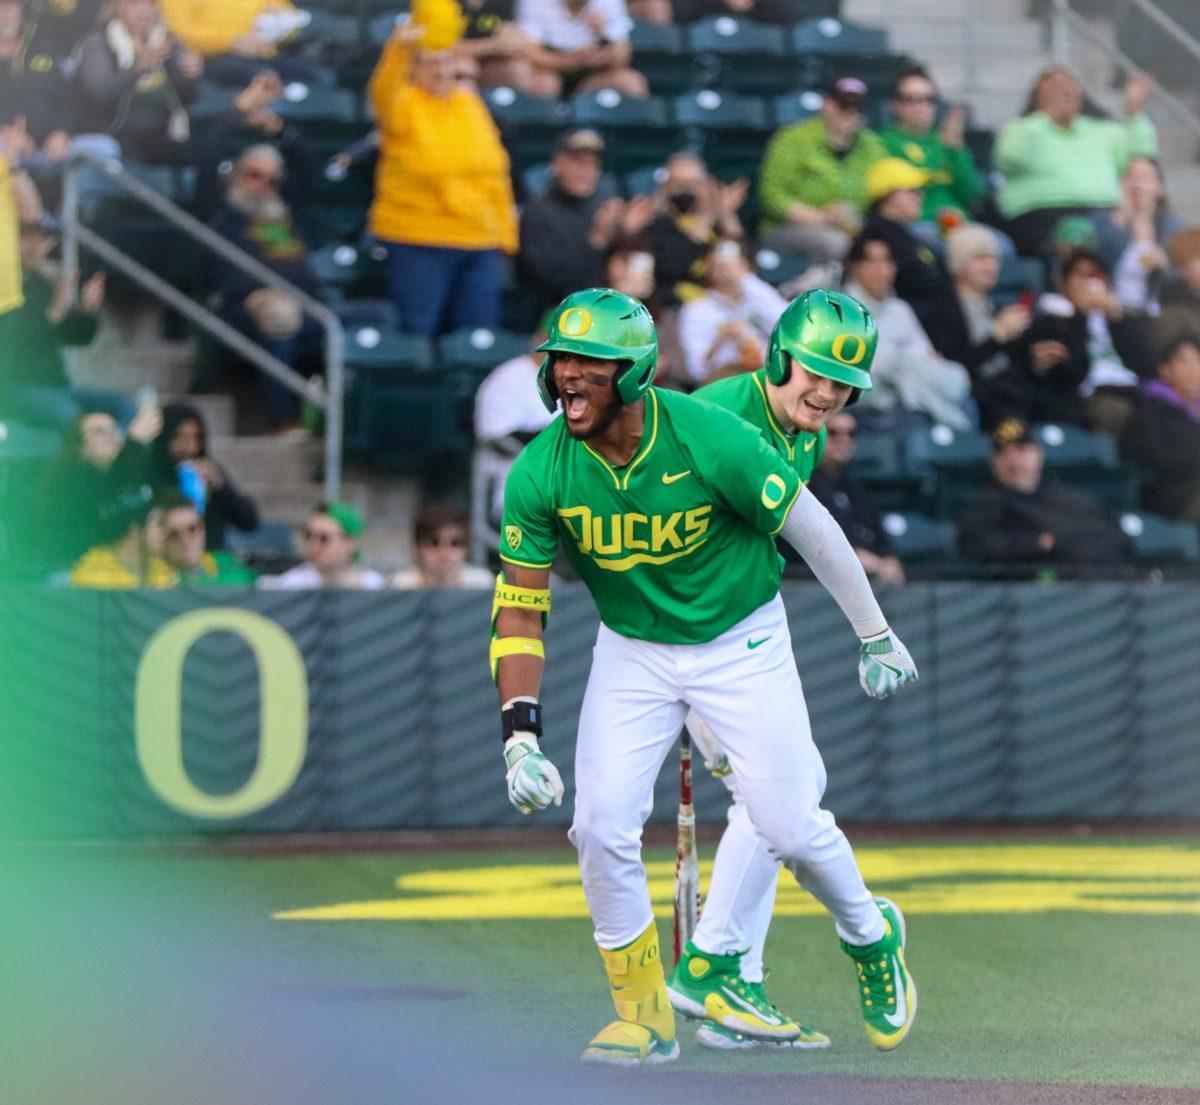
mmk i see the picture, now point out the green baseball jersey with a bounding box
[695,368,827,479]
[500,387,803,644]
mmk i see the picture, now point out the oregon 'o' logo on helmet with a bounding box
[505,525,523,551]
[761,474,787,509]
[832,333,868,366]
[559,308,593,338]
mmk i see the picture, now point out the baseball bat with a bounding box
[673,727,701,965]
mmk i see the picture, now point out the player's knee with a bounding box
[758,813,833,867]
[569,806,641,861]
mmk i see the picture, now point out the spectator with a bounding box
[940,224,1032,427]
[159,0,325,88]
[604,241,684,388]
[1155,228,1200,352]
[1095,157,1185,316]
[518,129,652,311]
[879,65,984,225]
[0,0,72,163]
[0,117,43,313]
[862,156,963,356]
[39,401,162,567]
[146,403,260,550]
[995,68,1157,257]
[457,0,545,89]
[808,411,905,584]
[155,492,258,583]
[1120,336,1200,522]
[640,151,746,305]
[33,0,105,60]
[208,144,322,430]
[68,486,178,588]
[515,0,647,100]
[842,233,972,429]
[671,0,823,24]
[392,503,493,588]
[0,215,124,432]
[74,0,205,165]
[368,16,517,335]
[958,417,1130,576]
[1003,249,1143,429]
[758,76,885,263]
[677,238,786,386]
[260,501,385,589]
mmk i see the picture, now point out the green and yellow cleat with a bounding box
[841,896,917,1051]
[581,1021,680,1066]
[668,944,801,1041]
[696,1019,831,1051]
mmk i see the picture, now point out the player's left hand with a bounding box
[858,629,918,699]
[503,735,564,815]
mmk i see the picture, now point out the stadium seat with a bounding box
[1033,423,1119,471]
[309,242,388,299]
[686,17,795,95]
[772,89,825,128]
[570,92,679,173]
[754,247,815,288]
[790,16,888,57]
[271,88,363,132]
[904,424,991,474]
[880,512,957,563]
[483,86,572,171]
[1121,512,1200,564]
[629,21,696,96]
[993,254,1045,307]
[674,91,770,179]
[625,165,667,197]
[438,328,533,377]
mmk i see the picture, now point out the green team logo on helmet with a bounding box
[536,288,658,413]
[764,289,877,400]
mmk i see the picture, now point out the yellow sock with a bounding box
[597,921,675,1043]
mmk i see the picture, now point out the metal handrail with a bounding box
[61,151,345,499]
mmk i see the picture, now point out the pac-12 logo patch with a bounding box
[505,525,523,551]
[558,308,592,337]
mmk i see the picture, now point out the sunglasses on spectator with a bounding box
[896,93,936,104]
[239,167,279,183]
[165,521,203,539]
[305,527,342,544]
[420,533,467,549]
[827,426,856,437]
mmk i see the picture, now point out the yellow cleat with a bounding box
[581,1021,680,1066]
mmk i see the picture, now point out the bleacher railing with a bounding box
[1049,0,1200,144]
[61,150,346,499]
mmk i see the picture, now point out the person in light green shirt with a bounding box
[878,64,984,223]
[758,76,886,263]
[995,67,1158,256]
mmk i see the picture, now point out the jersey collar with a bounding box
[752,370,798,460]
[582,388,660,491]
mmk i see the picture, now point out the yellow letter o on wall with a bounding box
[135,609,308,819]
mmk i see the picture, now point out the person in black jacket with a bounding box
[0,0,72,160]
[146,402,259,551]
[517,128,652,312]
[1120,336,1200,522]
[958,417,1131,577]
[73,0,203,165]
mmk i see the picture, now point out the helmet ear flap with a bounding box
[765,331,791,385]
[537,355,559,413]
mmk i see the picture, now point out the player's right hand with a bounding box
[503,736,564,814]
[858,629,919,699]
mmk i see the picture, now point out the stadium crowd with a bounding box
[0,0,1197,585]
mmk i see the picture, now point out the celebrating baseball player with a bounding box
[489,287,918,1066]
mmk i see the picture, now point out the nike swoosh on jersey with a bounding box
[747,637,772,649]
[804,439,816,452]
[662,470,691,485]
[883,955,908,1028]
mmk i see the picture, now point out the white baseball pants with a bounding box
[568,594,884,952]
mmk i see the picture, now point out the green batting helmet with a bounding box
[536,288,657,413]
[764,289,877,402]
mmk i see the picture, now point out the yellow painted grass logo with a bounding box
[505,525,523,551]
[274,844,1200,923]
[558,308,592,337]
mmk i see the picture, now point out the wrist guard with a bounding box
[501,698,543,743]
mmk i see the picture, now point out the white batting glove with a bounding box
[858,628,919,700]
[503,735,564,815]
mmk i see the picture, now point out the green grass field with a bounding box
[9,833,1200,1104]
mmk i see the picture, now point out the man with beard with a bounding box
[490,288,919,1065]
[209,143,322,430]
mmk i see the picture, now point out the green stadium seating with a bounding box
[994,255,1045,307]
[1120,512,1200,564]
[629,21,697,96]
[483,86,572,171]
[673,90,770,179]
[880,511,957,564]
[687,17,797,95]
[754,247,813,287]
[772,89,825,127]
[1033,423,1119,470]
[309,242,388,299]
[438,328,532,378]
[624,165,666,197]
[790,16,888,57]
[570,92,680,173]
[272,88,363,132]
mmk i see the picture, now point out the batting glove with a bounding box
[504,735,564,815]
[686,715,732,778]
[858,628,919,700]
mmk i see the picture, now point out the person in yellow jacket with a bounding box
[68,489,178,589]
[368,0,517,336]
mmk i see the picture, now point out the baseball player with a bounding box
[490,288,917,1066]
[669,289,903,1052]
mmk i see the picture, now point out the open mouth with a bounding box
[563,387,588,422]
[803,399,831,418]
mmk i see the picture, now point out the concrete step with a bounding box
[65,303,196,395]
[210,433,324,489]
[162,393,235,438]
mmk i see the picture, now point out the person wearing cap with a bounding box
[995,67,1158,257]
[514,0,647,100]
[519,128,653,311]
[958,417,1130,577]
[678,237,787,385]
[0,212,125,432]
[758,76,886,263]
[861,156,962,357]
[879,65,983,226]
[842,231,972,430]
[368,6,517,336]
[260,502,386,589]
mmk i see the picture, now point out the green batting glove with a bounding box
[504,735,564,815]
[858,629,919,700]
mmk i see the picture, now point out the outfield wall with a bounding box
[1,583,1197,838]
